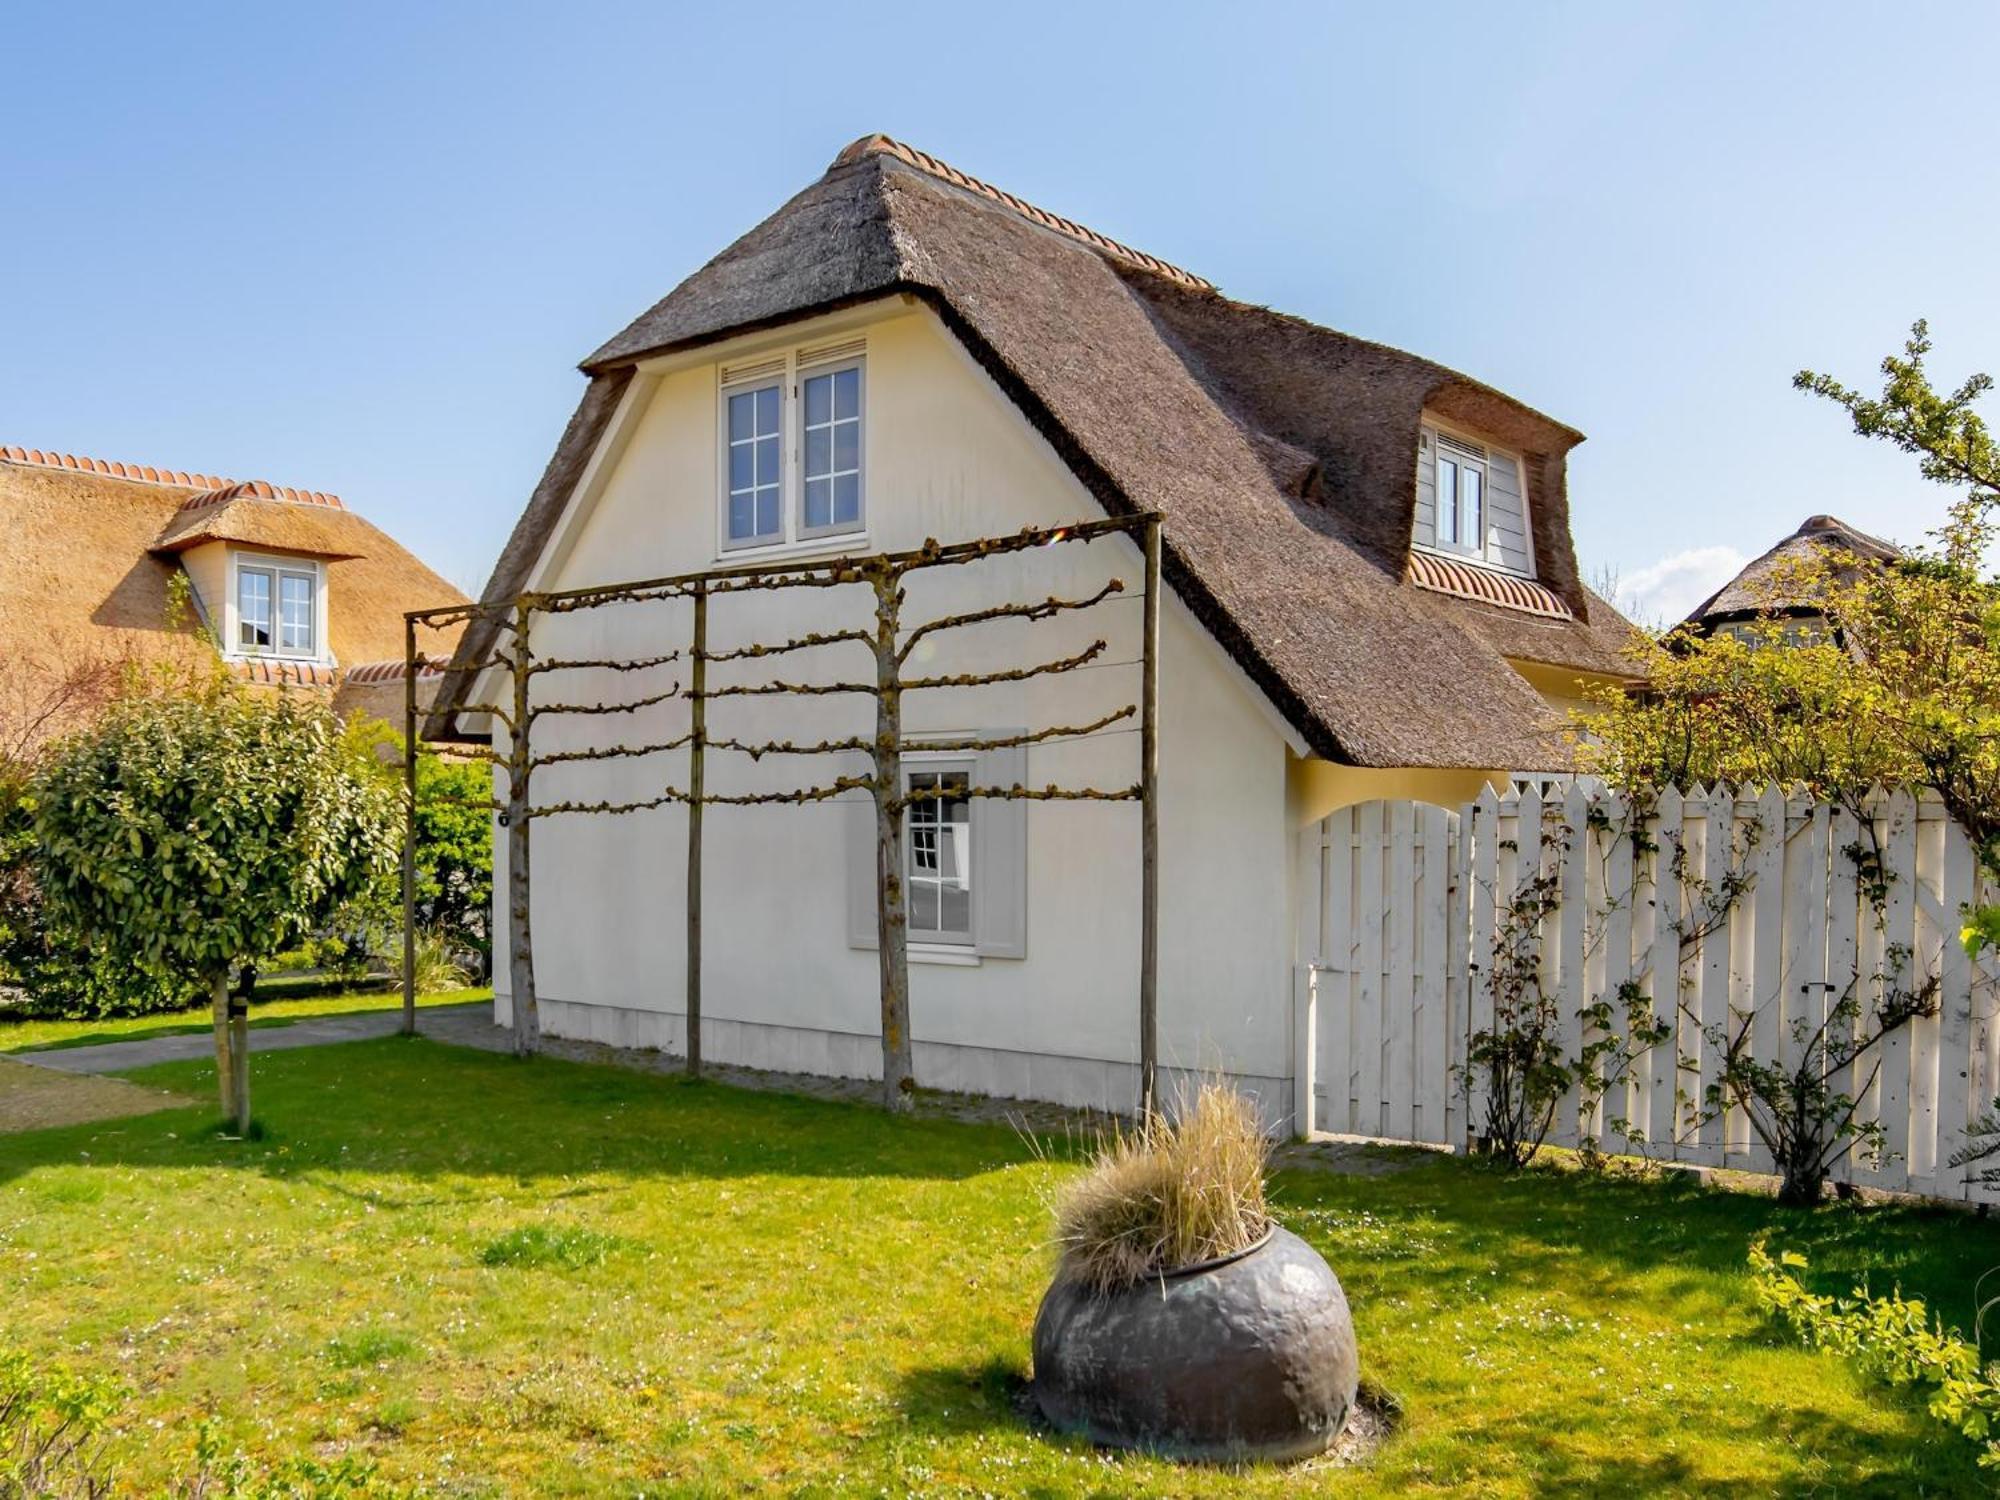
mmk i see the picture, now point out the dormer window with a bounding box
[1416,423,1535,577]
[232,553,324,660]
[1435,435,1486,554]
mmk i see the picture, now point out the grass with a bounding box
[2,1039,1997,1495]
[0,986,487,1054]
[479,1225,628,1270]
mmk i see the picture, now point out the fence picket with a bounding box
[1353,800,1387,1140]
[1321,806,1354,1135]
[1826,803,1863,1190]
[1417,804,1451,1145]
[1651,788,1687,1158]
[1873,789,1919,1193]
[1447,798,1475,1150]
[1595,791,1634,1147]
[1936,813,1976,1200]
[1386,800,1417,1141]
[1739,785,1787,1174]
[1683,787,1729,1166]
[1557,782,1590,1144]
[1467,785,1502,1146]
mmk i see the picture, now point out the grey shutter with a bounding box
[973,737,1027,959]
[1414,428,1436,539]
[846,787,877,950]
[1485,451,1534,575]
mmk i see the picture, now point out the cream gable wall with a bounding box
[493,300,1300,1113]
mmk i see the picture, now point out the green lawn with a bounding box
[0,987,487,1054]
[2,1038,1994,1496]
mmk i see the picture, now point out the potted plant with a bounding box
[1031,1083,1359,1463]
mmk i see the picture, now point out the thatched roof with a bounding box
[0,447,467,727]
[1682,515,1902,630]
[152,485,367,559]
[440,136,1639,768]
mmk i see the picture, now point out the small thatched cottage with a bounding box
[1680,513,1902,640]
[431,135,1640,1119]
[0,445,466,747]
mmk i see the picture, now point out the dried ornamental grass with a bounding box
[1053,1081,1272,1295]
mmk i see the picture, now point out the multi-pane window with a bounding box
[279,572,315,654]
[801,364,863,535]
[236,561,317,657]
[906,766,972,944]
[724,382,783,547]
[720,354,865,551]
[1434,435,1487,555]
[237,566,273,650]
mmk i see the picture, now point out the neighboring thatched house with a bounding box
[429,135,1640,1119]
[1680,513,1901,641]
[0,445,466,747]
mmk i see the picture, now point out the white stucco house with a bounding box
[430,135,1637,1126]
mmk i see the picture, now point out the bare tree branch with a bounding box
[899,579,1125,662]
[903,640,1108,691]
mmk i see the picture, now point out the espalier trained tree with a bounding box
[32,687,398,1133]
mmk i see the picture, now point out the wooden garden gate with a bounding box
[1299,799,1464,1147]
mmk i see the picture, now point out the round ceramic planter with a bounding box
[1030,1226,1358,1464]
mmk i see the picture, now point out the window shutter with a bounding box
[973,737,1028,959]
[845,788,878,951]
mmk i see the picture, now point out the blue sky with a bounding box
[4,2,1996,623]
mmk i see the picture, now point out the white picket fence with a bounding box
[1297,783,2000,1205]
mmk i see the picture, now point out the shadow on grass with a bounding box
[892,1356,1036,1440]
[0,1035,1051,1189]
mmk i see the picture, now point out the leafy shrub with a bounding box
[1051,1081,1271,1295]
[1,760,197,1022]
[479,1226,626,1270]
[409,928,470,994]
[0,1345,119,1498]
[1749,1239,2000,1469]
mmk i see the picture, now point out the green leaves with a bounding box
[31,689,399,983]
[1749,1239,2000,1468]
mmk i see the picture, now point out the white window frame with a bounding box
[797,357,866,542]
[718,375,786,552]
[230,550,326,662]
[902,755,975,948]
[714,347,867,560]
[1432,431,1489,558]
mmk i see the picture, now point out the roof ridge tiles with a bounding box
[1,445,342,509]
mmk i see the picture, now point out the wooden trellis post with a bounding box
[1140,514,1161,1118]
[686,582,707,1078]
[505,599,540,1056]
[401,613,419,1037]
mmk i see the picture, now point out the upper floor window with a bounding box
[235,556,320,658]
[1417,424,1535,577]
[720,349,865,553]
[1435,434,1486,554]
[801,364,863,537]
[725,382,783,547]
